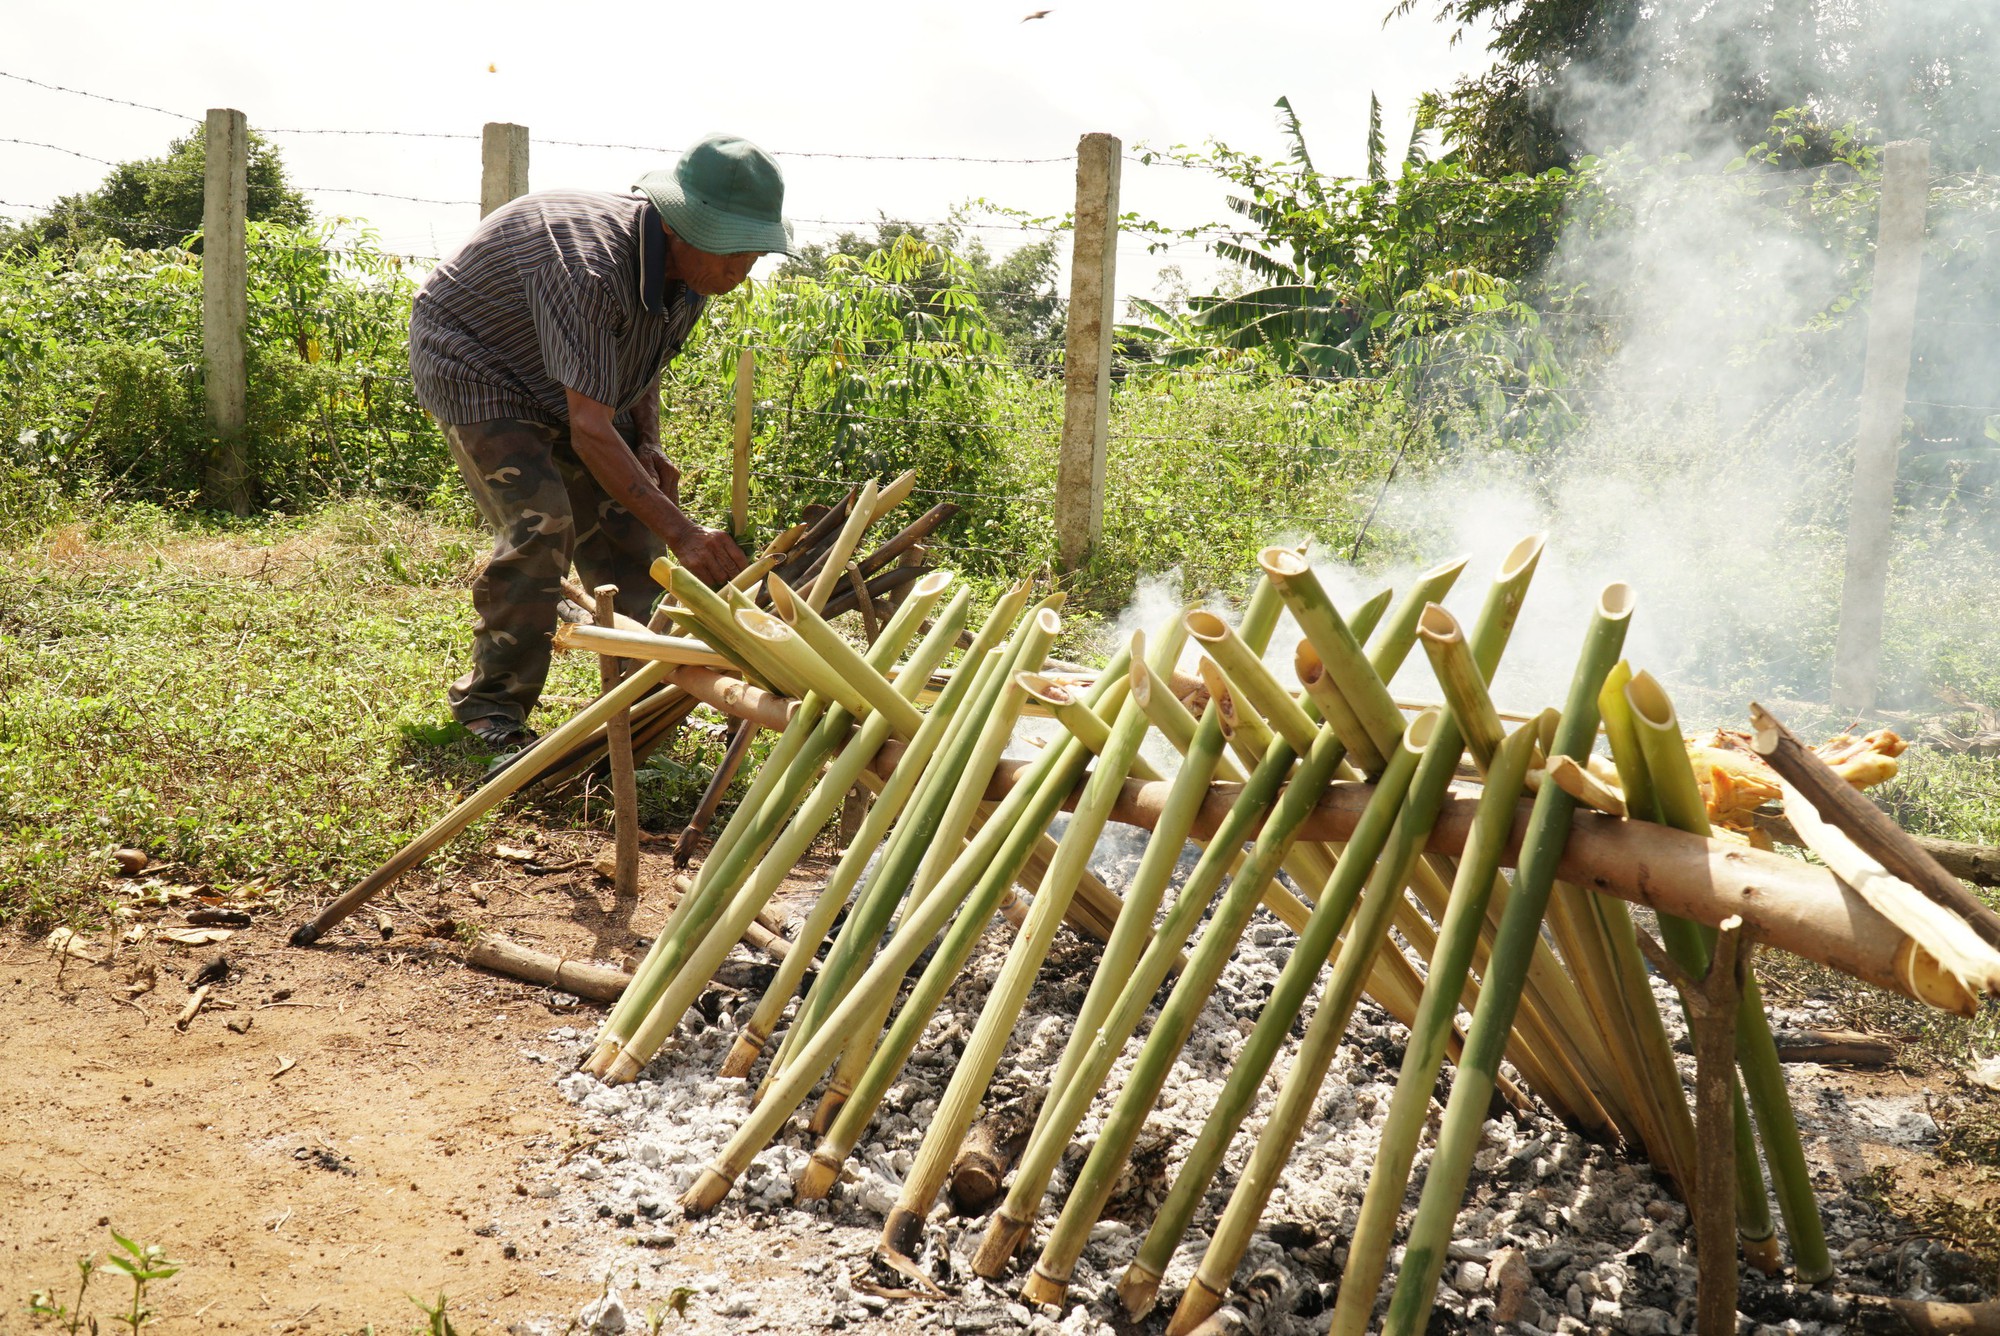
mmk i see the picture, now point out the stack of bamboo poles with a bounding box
[298,511,2000,1333]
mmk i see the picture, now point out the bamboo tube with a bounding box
[721,582,978,1080]
[805,478,879,612]
[1626,671,1829,1281]
[766,574,924,738]
[593,586,642,900]
[680,701,1095,1215]
[880,621,1185,1255]
[1206,658,1276,762]
[659,560,801,696]
[735,607,873,718]
[601,589,970,1085]
[768,583,1034,1085]
[590,581,941,1077]
[966,580,1292,1276]
[796,607,1062,1123]
[1137,715,1435,1326]
[1145,543,1540,1323]
[1418,605,1508,774]
[1331,721,1541,1336]
[1262,548,1411,769]
[1186,611,1318,753]
[869,468,918,522]
[553,623,738,670]
[1382,583,1634,1336]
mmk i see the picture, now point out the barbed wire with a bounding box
[0,137,119,167]
[0,69,198,123]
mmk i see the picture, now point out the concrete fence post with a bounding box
[1832,139,1930,713]
[201,107,251,516]
[1055,132,1121,572]
[481,122,531,218]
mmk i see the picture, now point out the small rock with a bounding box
[114,847,150,876]
[1621,1305,1673,1335]
[1491,1247,1534,1324]
[225,1017,252,1035]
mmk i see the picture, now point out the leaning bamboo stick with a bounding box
[1382,583,1634,1336]
[1331,720,1541,1336]
[805,479,879,612]
[601,590,970,1084]
[593,585,642,900]
[880,622,1184,1255]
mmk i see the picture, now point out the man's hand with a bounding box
[673,525,750,588]
[636,443,681,507]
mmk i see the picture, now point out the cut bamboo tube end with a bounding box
[719,1032,764,1080]
[581,1039,620,1077]
[1258,546,1309,578]
[1118,1260,1166,1320]
[1743,1229,1783,1275]
[1166,1273,1228,1336]
[881,1206,925,1257]
[603,1050,644,1085]
[1599,581,1636,620]
[1019,1264,1070,1308]
[680,1166,733,1215]
[810,1084,850,1134]
[1500,531,1548,581]
[971,1210,1033,1277]
[795,1148,842,1200]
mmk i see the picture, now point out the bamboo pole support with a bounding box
[594,585,642,900]
[673,717,759,868]
[731,348,752,541]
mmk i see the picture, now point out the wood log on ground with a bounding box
[1876,1297,2000,1335]
[1770,1029,1898,1066]
[468,935,634,1003]
[947,1111,1033,1215]
[1751,702,2000,950]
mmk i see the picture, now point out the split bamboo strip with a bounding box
[880,621,1186,1254]
[603,586,969,1084]
[1382,583,1634,1336]
[1331,720,1541,1336]
[1626,671,1829,1280]
[681,689,1096,1214]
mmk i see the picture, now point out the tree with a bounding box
[1,124,311,255]
[779,216,1063,366]
[1401,0,2000,175]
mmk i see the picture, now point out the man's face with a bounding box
[667,231,762,296]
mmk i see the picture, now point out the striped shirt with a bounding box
[408,191,707,427]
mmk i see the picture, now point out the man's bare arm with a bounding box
[565,387,745,585]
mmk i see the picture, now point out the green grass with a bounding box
[0,500,716,930]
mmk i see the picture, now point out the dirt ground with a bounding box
[0,833,865,1334]
[3,826,1995,1336]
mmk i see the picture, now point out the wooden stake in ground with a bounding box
[594,585,641,899]
[1636,918,1751,1336]
[674,717,759,868]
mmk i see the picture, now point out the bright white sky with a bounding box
[3,0,1493,306]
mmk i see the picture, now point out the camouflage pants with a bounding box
[444,417,664,730]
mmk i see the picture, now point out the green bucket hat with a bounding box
[634,133,794,257]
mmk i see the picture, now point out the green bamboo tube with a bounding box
[1150,710,1451,1329]
[804,641,1132,1152]
[656,559,805,698]
[802,612,1066,1128]
[1331,720,1540,1336]
[1141,543,1536,1321]
[766,573,924,738]
[798,719,1105,1202]
[975,579,1399,1279]
[1383,582,1634,1336]
[733,607,878,722]
[588,577,944,1078]
[1415,608,1633,1140]
[1624,670,1830,1282]
[1205,657,1276,762]
[1186,610,1318,753]
[1418,604,1508,774]
[680,701,1093,1215]
[722,585,980,1081]
[1262,548,1410,768]
[878,617,1186,1254]
[603,592,966,1083]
